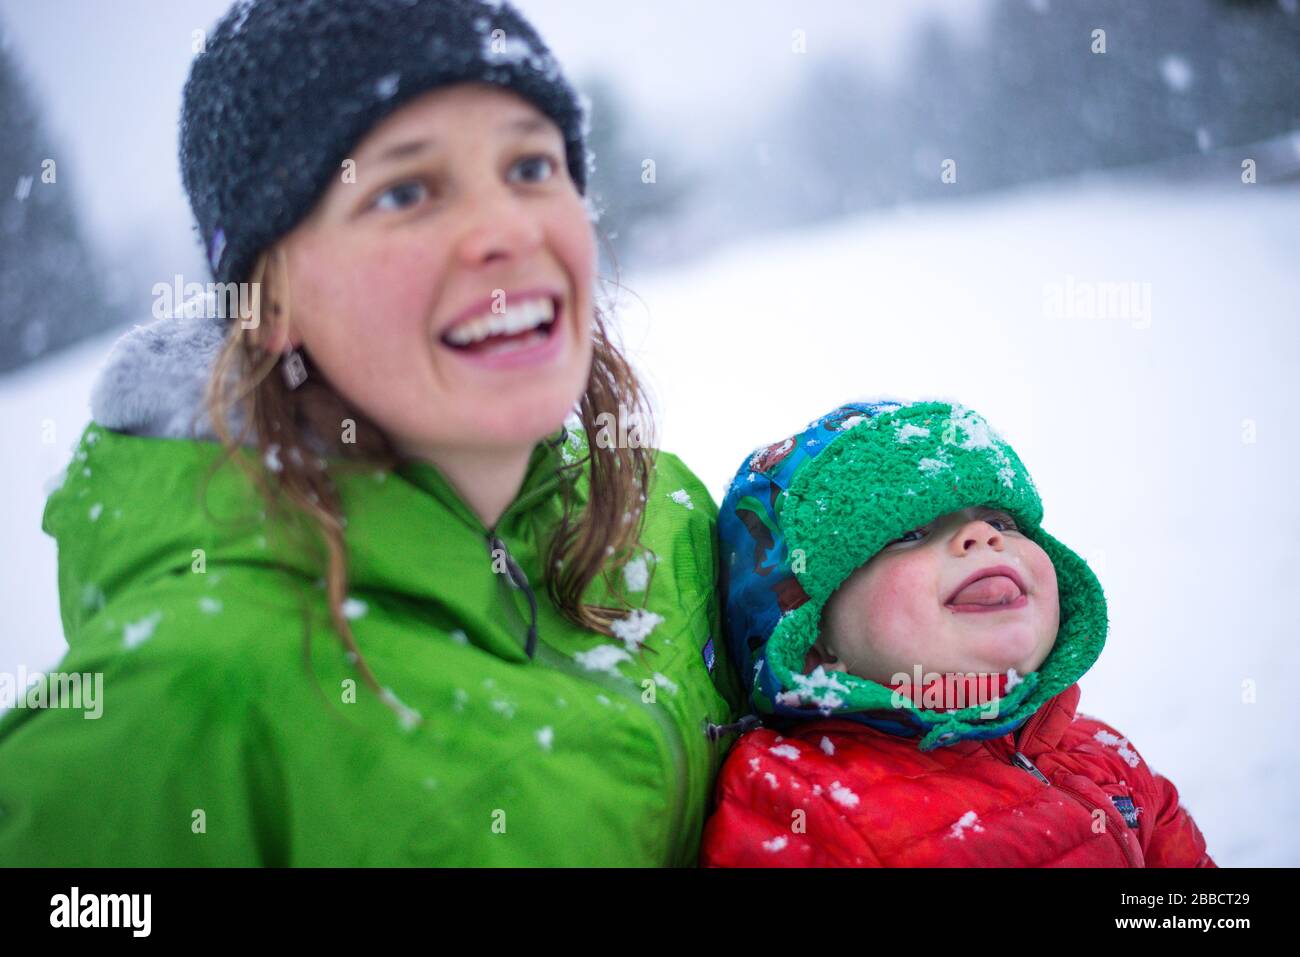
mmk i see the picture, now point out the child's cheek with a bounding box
[863,556,939,664]
[1026,543,1062,635]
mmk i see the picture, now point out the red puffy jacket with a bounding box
[701,684,1215,867]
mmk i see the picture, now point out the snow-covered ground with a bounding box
[619,177,1300,867]
[3,176,1296,865]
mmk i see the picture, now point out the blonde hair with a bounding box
[199,239,658,719]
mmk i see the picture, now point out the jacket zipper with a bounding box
[481,481,693,867]
[529,638,692,867]
[1000,719,1139,867]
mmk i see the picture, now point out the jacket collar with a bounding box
[790,682,1082,759]
[87,307,573,540]
[394,433,569,539]
[943,683,1081,757]
[89,310,247,443]
[60,310,577,660]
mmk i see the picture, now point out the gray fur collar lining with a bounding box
[90,308,247,443]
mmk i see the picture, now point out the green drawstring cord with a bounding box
[491,534,540,660]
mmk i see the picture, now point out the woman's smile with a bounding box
[436,290,568,370]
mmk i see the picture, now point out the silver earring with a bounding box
[281,347,308,390]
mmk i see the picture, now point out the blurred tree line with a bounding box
[0,25,126,374]
[2,0,1295,370]
[623,0,1300,266]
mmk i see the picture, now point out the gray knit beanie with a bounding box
[179,0,592,287]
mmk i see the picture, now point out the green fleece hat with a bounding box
[717,398,1108,750]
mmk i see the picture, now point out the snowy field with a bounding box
[3,176,1297,866]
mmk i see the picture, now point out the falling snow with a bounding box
[482,32,538,67]
[1160,54,1194,93]
[122,611,163,649]
[227,0,254,35]
[380,687,422,731]
[668,489,694,510]
[762,835,789,852]
[374,72,400,99]
[80,583,105,613]
[536,726,554,751]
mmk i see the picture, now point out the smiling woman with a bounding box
[0,0,744,868]
[208,77,625,709]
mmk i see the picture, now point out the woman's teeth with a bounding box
[442,296,557,349]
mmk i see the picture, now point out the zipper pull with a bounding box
[488,533,539,659]
[705,713,763,742]
[1011,750,1052,786]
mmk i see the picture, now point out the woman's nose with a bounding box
[948,518,1005,555]
[450,186,544,267]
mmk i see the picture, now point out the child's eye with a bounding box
[891,527,928,545]
[372,179,429,212]
[509,152,559,184]
[987,515,1019,532]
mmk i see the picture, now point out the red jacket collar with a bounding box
[942,683,1082,757]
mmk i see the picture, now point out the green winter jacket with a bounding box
[0,323,743,867]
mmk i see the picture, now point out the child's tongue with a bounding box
[949,575,1021,606]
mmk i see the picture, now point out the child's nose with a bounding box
[948,518,1005,554]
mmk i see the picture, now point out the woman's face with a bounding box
[270,82,596,457]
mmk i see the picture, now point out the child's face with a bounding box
[805,506,1060,685]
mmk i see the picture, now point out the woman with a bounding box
[0,0,743,866]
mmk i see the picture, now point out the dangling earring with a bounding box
[268,245,306,390]
[281,344,308,390]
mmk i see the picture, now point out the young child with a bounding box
[701,398,1215,867]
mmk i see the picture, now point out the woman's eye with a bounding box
[372,180,429,212]
[510,153,557,184]
[368,154,556,212]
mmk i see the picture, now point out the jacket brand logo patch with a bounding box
[1111,794,1142,828]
